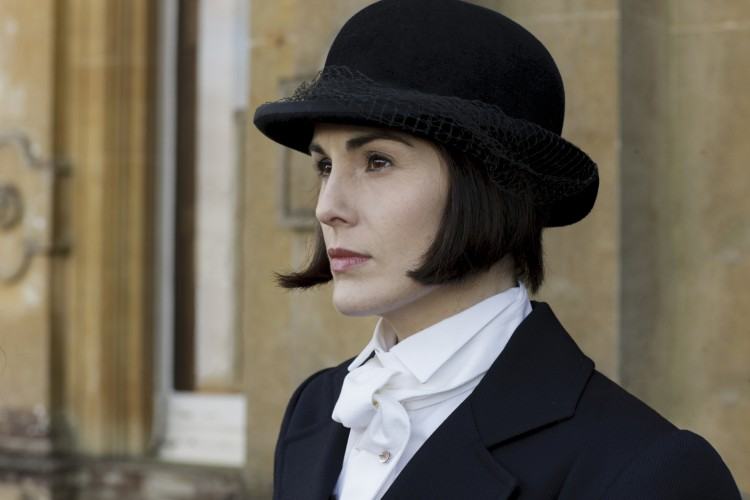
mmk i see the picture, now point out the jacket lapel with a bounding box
[383,301,594,499]
[470,301,594,447]
[382,402,519,500]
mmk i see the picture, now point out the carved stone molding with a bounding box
[0,131,70,284]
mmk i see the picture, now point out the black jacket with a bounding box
[273,302,741,499]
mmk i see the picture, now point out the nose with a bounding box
[315,165,355,227]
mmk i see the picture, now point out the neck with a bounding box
[381,259,517,342]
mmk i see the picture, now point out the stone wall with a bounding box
[620,0,750,489]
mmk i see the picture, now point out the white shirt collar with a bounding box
[348,284,528,383]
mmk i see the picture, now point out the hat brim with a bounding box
[254,88,598,228]
[255,100,385,156]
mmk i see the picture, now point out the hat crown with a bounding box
[325,0,565,135]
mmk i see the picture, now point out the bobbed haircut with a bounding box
[274,145,545,294]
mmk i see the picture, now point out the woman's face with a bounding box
[311,123,450,317]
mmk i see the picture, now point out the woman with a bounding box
[254,1,741,499]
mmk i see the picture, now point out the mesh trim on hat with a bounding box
[274,66,598,204]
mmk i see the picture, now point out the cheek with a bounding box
[374,182,447,259]
[407,176,448,231]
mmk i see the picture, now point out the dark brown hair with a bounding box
[274,145,545,293]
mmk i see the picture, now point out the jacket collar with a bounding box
[382,301,594,499]
[469,301,594,448]
[277,301,594,500]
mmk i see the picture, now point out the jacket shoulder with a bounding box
[601,429,742,499]
[277,358,351,442]
[560,372,741,499]
[576,370,676,439]
[273,359,351,495]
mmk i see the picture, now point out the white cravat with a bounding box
[331,284,532,500]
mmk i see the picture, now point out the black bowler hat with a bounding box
[254,0,598,227]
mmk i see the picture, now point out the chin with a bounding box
[333,304,376,317]
[331,280,394,317]
[331,280,435,318]
[331,293,383,317]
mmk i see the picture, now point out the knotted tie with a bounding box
[332,345,484,498]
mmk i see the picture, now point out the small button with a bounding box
[372,399,379,408]
[378,450,391,463]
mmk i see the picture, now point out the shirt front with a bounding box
[331,284,532,500]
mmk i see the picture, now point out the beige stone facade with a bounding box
[0,0,747,498]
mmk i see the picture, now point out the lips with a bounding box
[328,247,371,273]
[331,257,369,273]
[327,248,370,258]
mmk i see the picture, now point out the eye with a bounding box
[366,153,393,172]
[314,157,332,177]
[314,154,392,177]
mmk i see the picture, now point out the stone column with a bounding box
[621,0,750,492]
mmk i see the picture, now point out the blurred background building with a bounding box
[0,0,747,498]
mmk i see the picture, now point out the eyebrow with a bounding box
[309,132,414,155]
